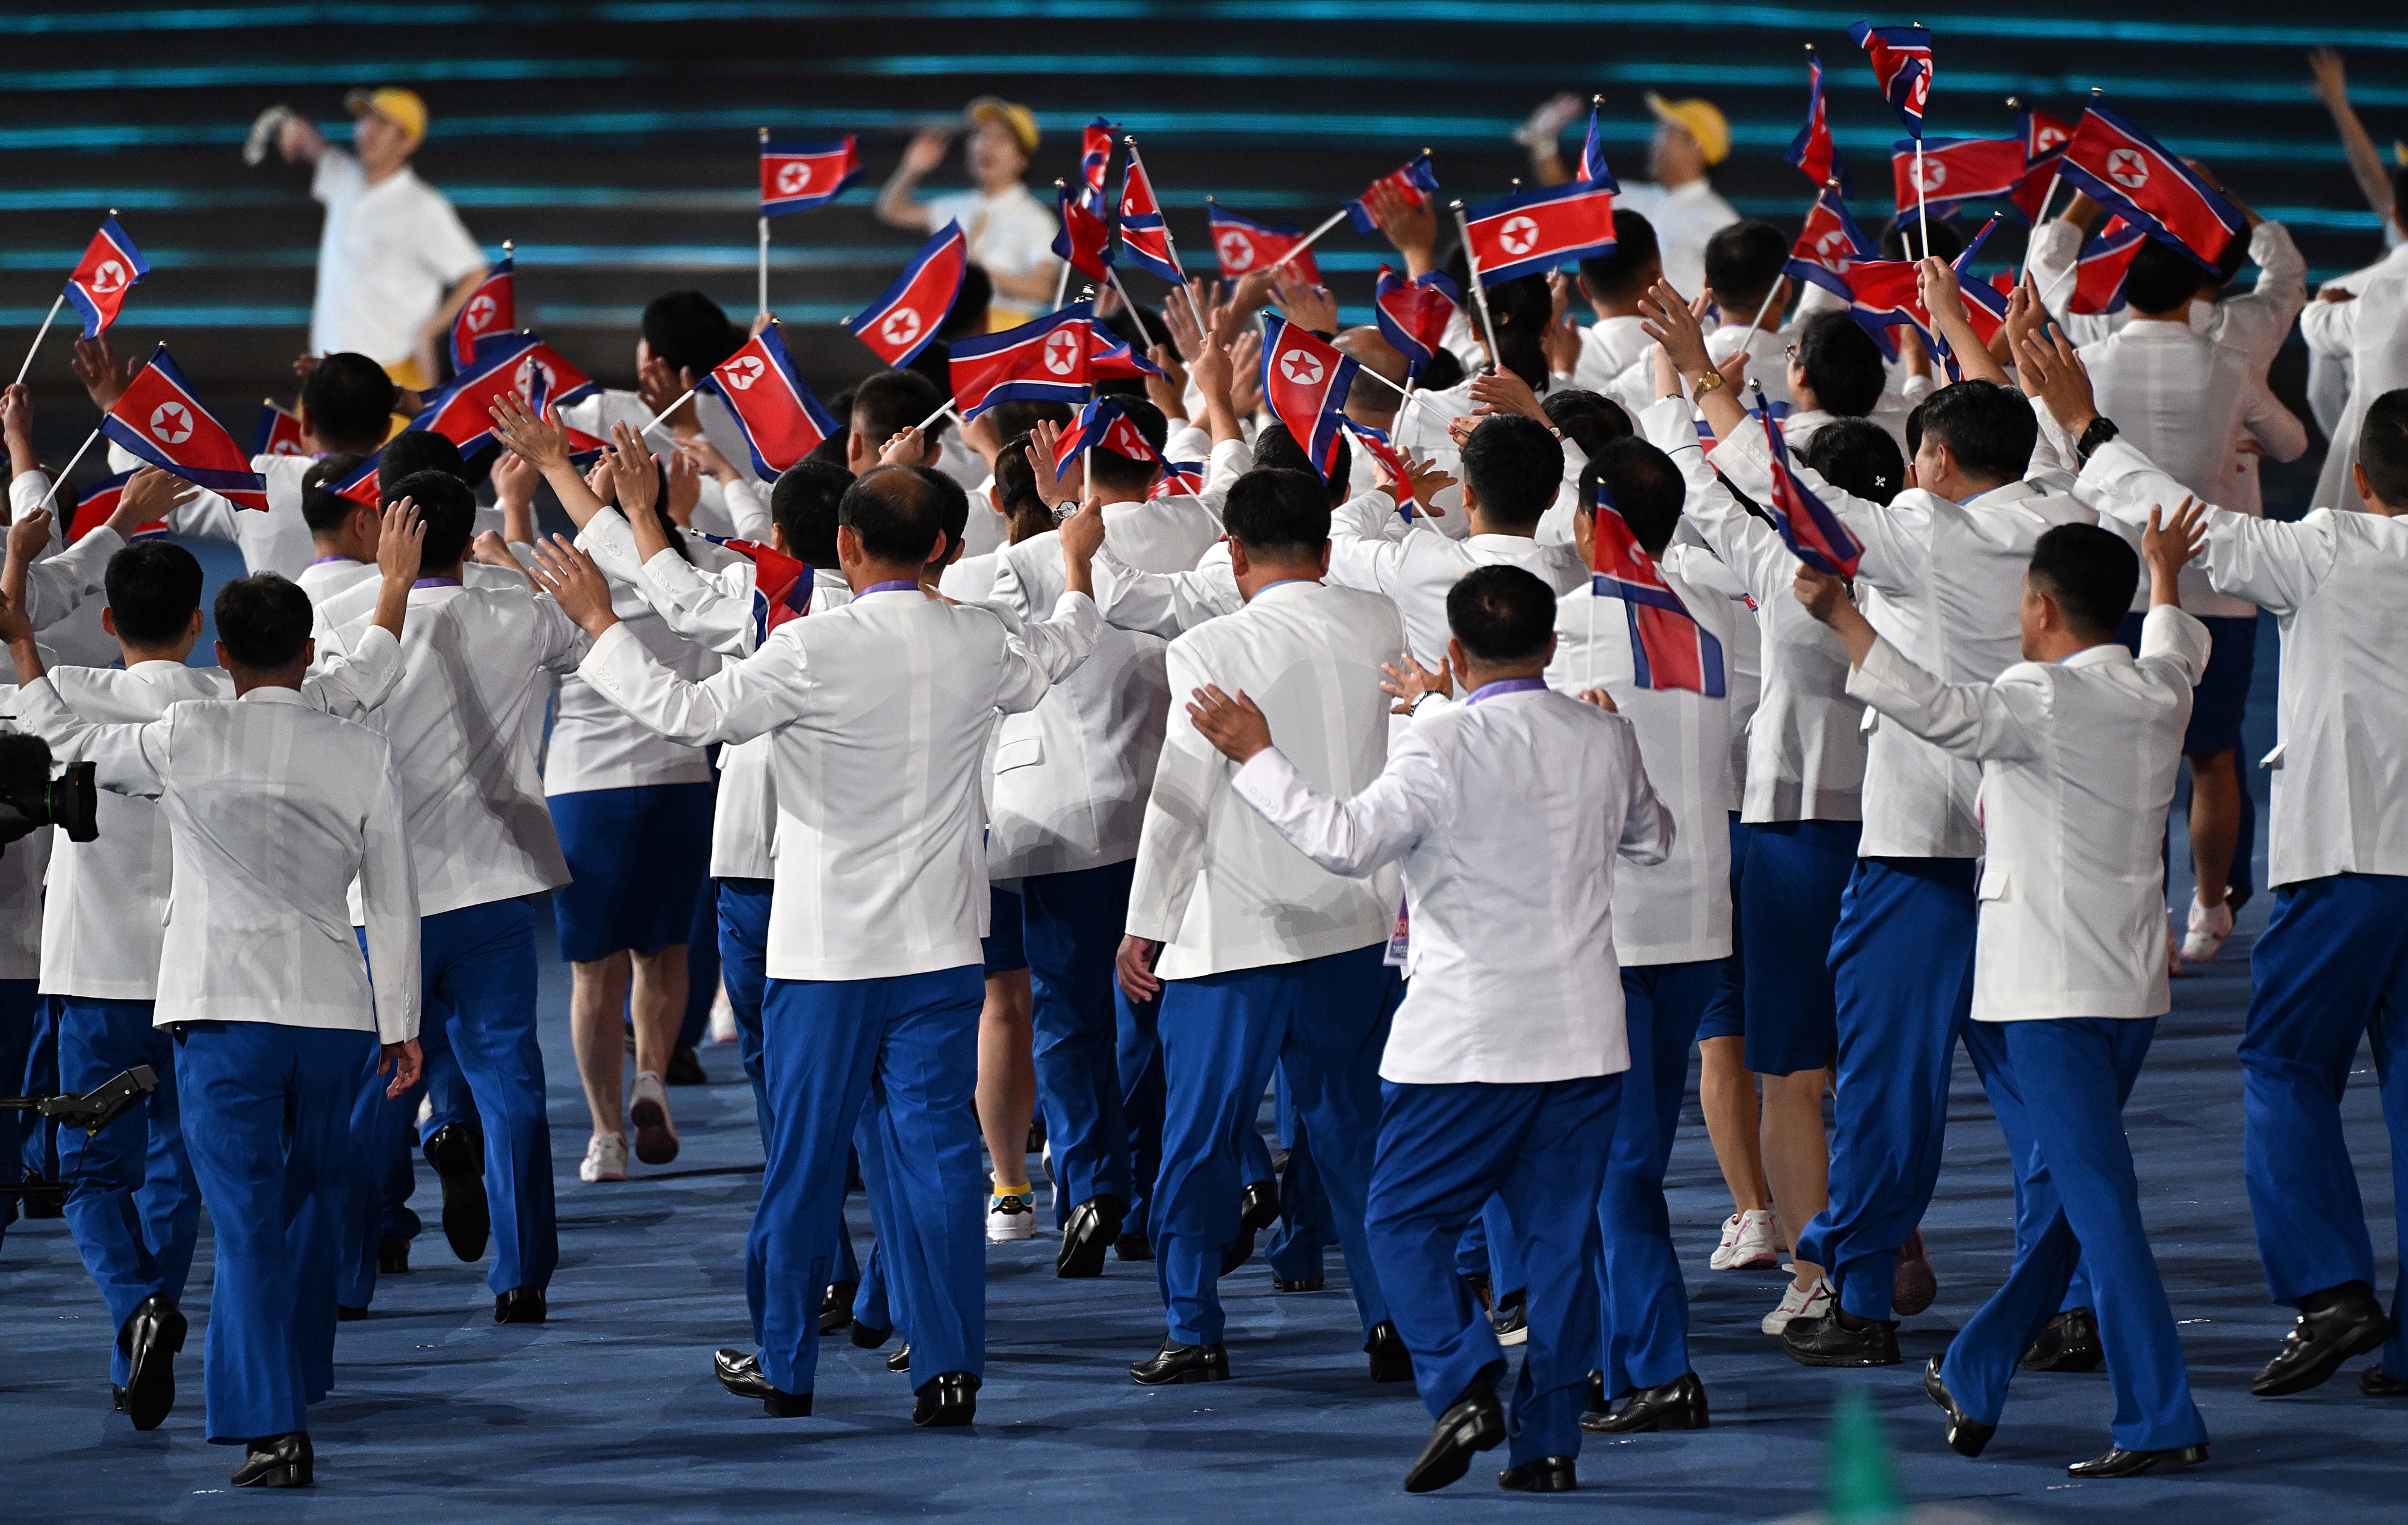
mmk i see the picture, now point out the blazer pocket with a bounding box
[995,731,1046,774]
[1975,863,2011,902]
[2258,741,2285,771]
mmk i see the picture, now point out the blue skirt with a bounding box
[550,782,717,962]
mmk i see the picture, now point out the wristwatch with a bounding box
[1691,368,1726,404]
[2076,415,2120,462]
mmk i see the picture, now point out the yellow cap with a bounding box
[344,87,428,148]
[1645,92,1730,167]
[964,96,1038,155]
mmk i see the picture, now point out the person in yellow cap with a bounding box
[250,88,491,390]
[876,96,1062,328]
[1518,92,1739,301]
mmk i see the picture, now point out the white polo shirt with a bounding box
[309,151,486,364]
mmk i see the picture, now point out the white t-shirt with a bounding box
[922,184,1060,282]
[309,152,486,364]
[1615,179,1741,302]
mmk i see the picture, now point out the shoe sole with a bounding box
[579,1164,627,1183]
[2253,1322,2391,1396]
[1495,1327,1528,1347]
[629,1097,680,1166]
[1787,1347,1900,1368]
[1132,1366,1229,1387]
[1723,1250,1782,1270]
[1403,1412,1505,1494]
[986,1223,1037,1243]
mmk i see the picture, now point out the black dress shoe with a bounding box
[1923,1356,1995,1458]
[1219,1180,1281,1276]
[2362,1364,2408,1397]
[377,1232,411,1275]
[1365,1320,1415,1383]
[819,1279,857,1335]
[21,1176,64,1218]
[2021,1306,2105,1372]
[2066,1442,2209,1478]
[2252,1281,2391,1396]
[851,1318,892,1350]
[886,1342,912,1373]
[1115,1231,1154,1262]
[231,1432,314,1488]
[1580,1371,1709,1434]
[423,1123,490,1264]
[1498,1456,1576,1492]
[714,1348,811,1416]
[1783,1306,1901,1367]
[119,1293,186,1432]
[1274,1276,1324,1292]
[337,1304,368,1322]
[1131,1339,1230,1385]
[1403,1380,1505,1494]
[1585,1371,1610,1415]
[1057,1194,1125,1279]
[911,1370,978,1426]
[665,1042,707,1086]
[494,1287,545,1324]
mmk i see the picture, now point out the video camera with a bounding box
[0,731,96,855]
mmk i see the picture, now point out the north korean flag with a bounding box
[698,323,839,482]
[950,303,1099,418]
[2055,104,2244,274]
[1784,54,1852,199]
[1783,184,1880,302]
[450,253,515,371]
[1345,154,1439,235]
[1052,396,1168,480]
[1575,99,1619,192]
[1209,206,1318,282]
[1890,137,2025,220]
[701,534,813,646]
[1146,461,1206,500]
[1054,179,1113,282]
[68,471,167,544]
[63,217,149,341]
[101,347,267,512]
[760,137,860,216]
[1259,312,1358,480]
[1343,418,1415,518]
[845,221,967,367]
[1758,400,1863,578]
[1590,480,1725,697]
[252,399,308,459]
[1934,217,2008,365]
[409,332,600,453]
[1088,321,1165,382]
[2010,105,2076,222]
[1831,256,1924,352]
[1373,265,1461,377]
[1079,118,1116,202]
[1117,149,1185,284]
[1462,180,1617,285]
[1849,22,1934,138]
[327,450,383,510]
[2068,217,2150,315]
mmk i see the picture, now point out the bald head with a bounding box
[1337,326,1407,426]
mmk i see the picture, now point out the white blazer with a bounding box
[16,683,420,1040]
[1232,682,1672,1084]
[574,586,1097,981]
[2304,241,2408,513]
[1327,494,1589,666]
[1660,535,1763,805]
[1847,607,2208,1020]
[1125,580,1403,980]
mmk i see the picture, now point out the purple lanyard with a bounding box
[1463,677,1546,706]
[861,579,920,595]
[309,554,355,568]
[412,577,462,589]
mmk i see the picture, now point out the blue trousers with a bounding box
[1369,1074,1622,1467]
[1739,818,1861,1076]
[1945,1019,2206,1452]
[1598,961,1722,1396]
[1118,986,1164,1238]
[55,996,200,1385]
[1022,860,1137,1216]
[177,1020,374,1443]
[424,899,556,1296]
[754,966,984,1395]
[2237,872,2408,1376]
[1154,945,1396,1346]
[1267,1072,1337,1284]
[20,984,58,1196]
[1454,1199,1526,1300]
[0,978,38,1237]
[1805,856,1978,1322]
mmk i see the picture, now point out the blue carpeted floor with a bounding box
[2,620,2400,1523]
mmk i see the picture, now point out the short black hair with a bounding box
[379,430,468,495]
[771,459,849,565]
[642,290,742,378]
[850,369,945,455]
[1703,219,1789,315]
[1913,380,2037,487]
[1880,216,1964,263]
[1801,418,1907,505]
[1578,210,1662,303]
[938,264,993,341]
[1795,311,1887,418]
[984,399,1075,441]
[912,465,970,564]
[301,353,397,452]
[104,540,203,645]
[1088,397,1170,494]
[1447,564,1556,663]
[805,428,851,468]
[215,573,314,671]
[390,468,477,569]
[1542,388,1633,462]
[839,464,945,563]
[302,452,368,535]
[1418,346,1467,393]
[2359,388,2408,507]
[1221,468,1330,561]
[1582,438,1685,555]
[2027,522,2138,639]
[1460,414,1564,528]
[2123,234,2211,315]
[1252,421,1348,503]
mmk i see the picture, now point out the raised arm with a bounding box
[1792,563,2043,763]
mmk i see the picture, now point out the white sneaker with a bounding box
[1760,1278,1831,1335]
[2167,919,2185,978]
[706,981,736,1044]
[987,1190,1037,1243]
[1711,1208,1783,1270]
[2182,895,2235,963]
[629,1070,680,1166]
[580,1132,628,1183]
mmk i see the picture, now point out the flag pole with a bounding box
[638,384,701,440]
[1449,200,1500,374]
[1050,180,1075,311]
[1264,208,1350,274]
[14,294,64,389]
[1913,135,1931,259]
[756,128,772,323]
[913,399,964,433]
[1106,267,1155,350]
[1745,272,1787,335]
[36,426,101,511]
[1125,135,1211,335]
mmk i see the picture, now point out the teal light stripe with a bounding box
[0,58,641,92]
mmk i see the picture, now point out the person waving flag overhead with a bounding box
[1754,392,1862,578]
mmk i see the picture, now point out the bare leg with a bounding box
[2186,750,2241,910]
[977,969,1036,1190]
[1761,1067,1830,1288]
[628,943,689,1079]
[570,952,634,1138]
[1699,1036,1770,1214]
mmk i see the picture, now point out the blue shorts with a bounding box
[1737,817,1861,1077]
[2121,612,2256,758]
[1696,815,1748,1043]
[982,886,1026,975]
[550,781,716,962]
